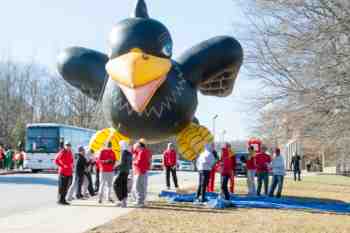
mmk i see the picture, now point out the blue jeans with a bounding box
[257,172,269,195]
[196,170,210,202]
[294,169,301,181]
[269,175,284,198]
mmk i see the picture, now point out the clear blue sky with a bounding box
[1,0,258,141]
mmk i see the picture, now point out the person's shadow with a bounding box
[0,176,58,186]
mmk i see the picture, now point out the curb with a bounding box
[0,170,32,176]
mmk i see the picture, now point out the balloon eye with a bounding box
[162,43,172,57]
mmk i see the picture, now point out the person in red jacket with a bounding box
[132,139,152,207]
[0,145,4,169]
[220,143,235,200]
[246,146,257,196]
[163,143,179,190]
[97,142,116,204]
[255,145,271,196]
[54,142,74,205]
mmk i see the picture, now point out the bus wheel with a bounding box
[32,169,42,173]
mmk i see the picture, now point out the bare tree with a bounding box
[241,0,350,171]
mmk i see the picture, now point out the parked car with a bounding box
[235,152,248,176]
[178,160,195,171]
[151,155,163,170]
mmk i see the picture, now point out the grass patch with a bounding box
[87,175,350,233]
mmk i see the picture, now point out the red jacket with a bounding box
[220,147,235,176]
[163,149,177,167]
[246,157,256,170]
[54,149,74,176]
[0,149,4,160]
[255,152,271,173]
[98,148,116,172]
[133,147,151,175]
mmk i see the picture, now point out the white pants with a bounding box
[99,172,114,201]
[82,175,89,196]
[127,171,133,193]
[132,172,148,205]
[247,170,256,195]
[67,174,78,200]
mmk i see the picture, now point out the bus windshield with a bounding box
[25,127,59,153]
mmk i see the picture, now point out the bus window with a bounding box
[62,127,72,145]
[26,127,59,153]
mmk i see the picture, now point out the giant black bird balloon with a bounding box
[57,0,243,160]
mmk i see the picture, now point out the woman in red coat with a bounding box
[220,143,235,200]
[163,143,178,189]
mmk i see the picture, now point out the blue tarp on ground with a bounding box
[159,191,350,214]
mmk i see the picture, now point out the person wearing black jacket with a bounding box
[114,140,133,208]
[76,146,88,199]
[291,154,302,181]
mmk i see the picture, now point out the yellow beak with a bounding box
[106,50,172,113]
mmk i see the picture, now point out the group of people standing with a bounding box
[195,143,236,203]
[54,139,303,207]
[245,145,288,198]
[195,143,303,203]
[54,139,152,208]
[0,145,25,171]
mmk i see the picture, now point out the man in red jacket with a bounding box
[255,145,271,196]
[132,140,152,207]
[97,142,116,203]
[220,143,235,200]
[54,142,74,205]
[163,143,179,190]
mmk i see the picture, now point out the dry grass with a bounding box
[87,175,350,233]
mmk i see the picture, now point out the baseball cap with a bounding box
[78,146,85,152]
[65,141,72,147]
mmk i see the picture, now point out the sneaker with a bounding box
[133,203,145,208]
[121,200,127,208]
[59,201,70,205]
[62,201,70,205]
[98,200,103,204]
[115,202,123,207]
[57,200,70,205]
[193,199,202,205]
[108,199,115,203]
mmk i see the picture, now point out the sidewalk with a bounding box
[0,171,198,233]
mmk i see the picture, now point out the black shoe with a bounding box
[57,200,70,205]
[62,201,70,205]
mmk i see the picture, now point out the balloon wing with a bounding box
[177,36,243,97]
[57,47,109,100]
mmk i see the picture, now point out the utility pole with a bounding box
[222,130,227,143]
[212,114,218,143]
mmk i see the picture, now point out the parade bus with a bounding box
[24,123,96,173]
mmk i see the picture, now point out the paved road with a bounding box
[0,171,198,233]
[0,174,58,218]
